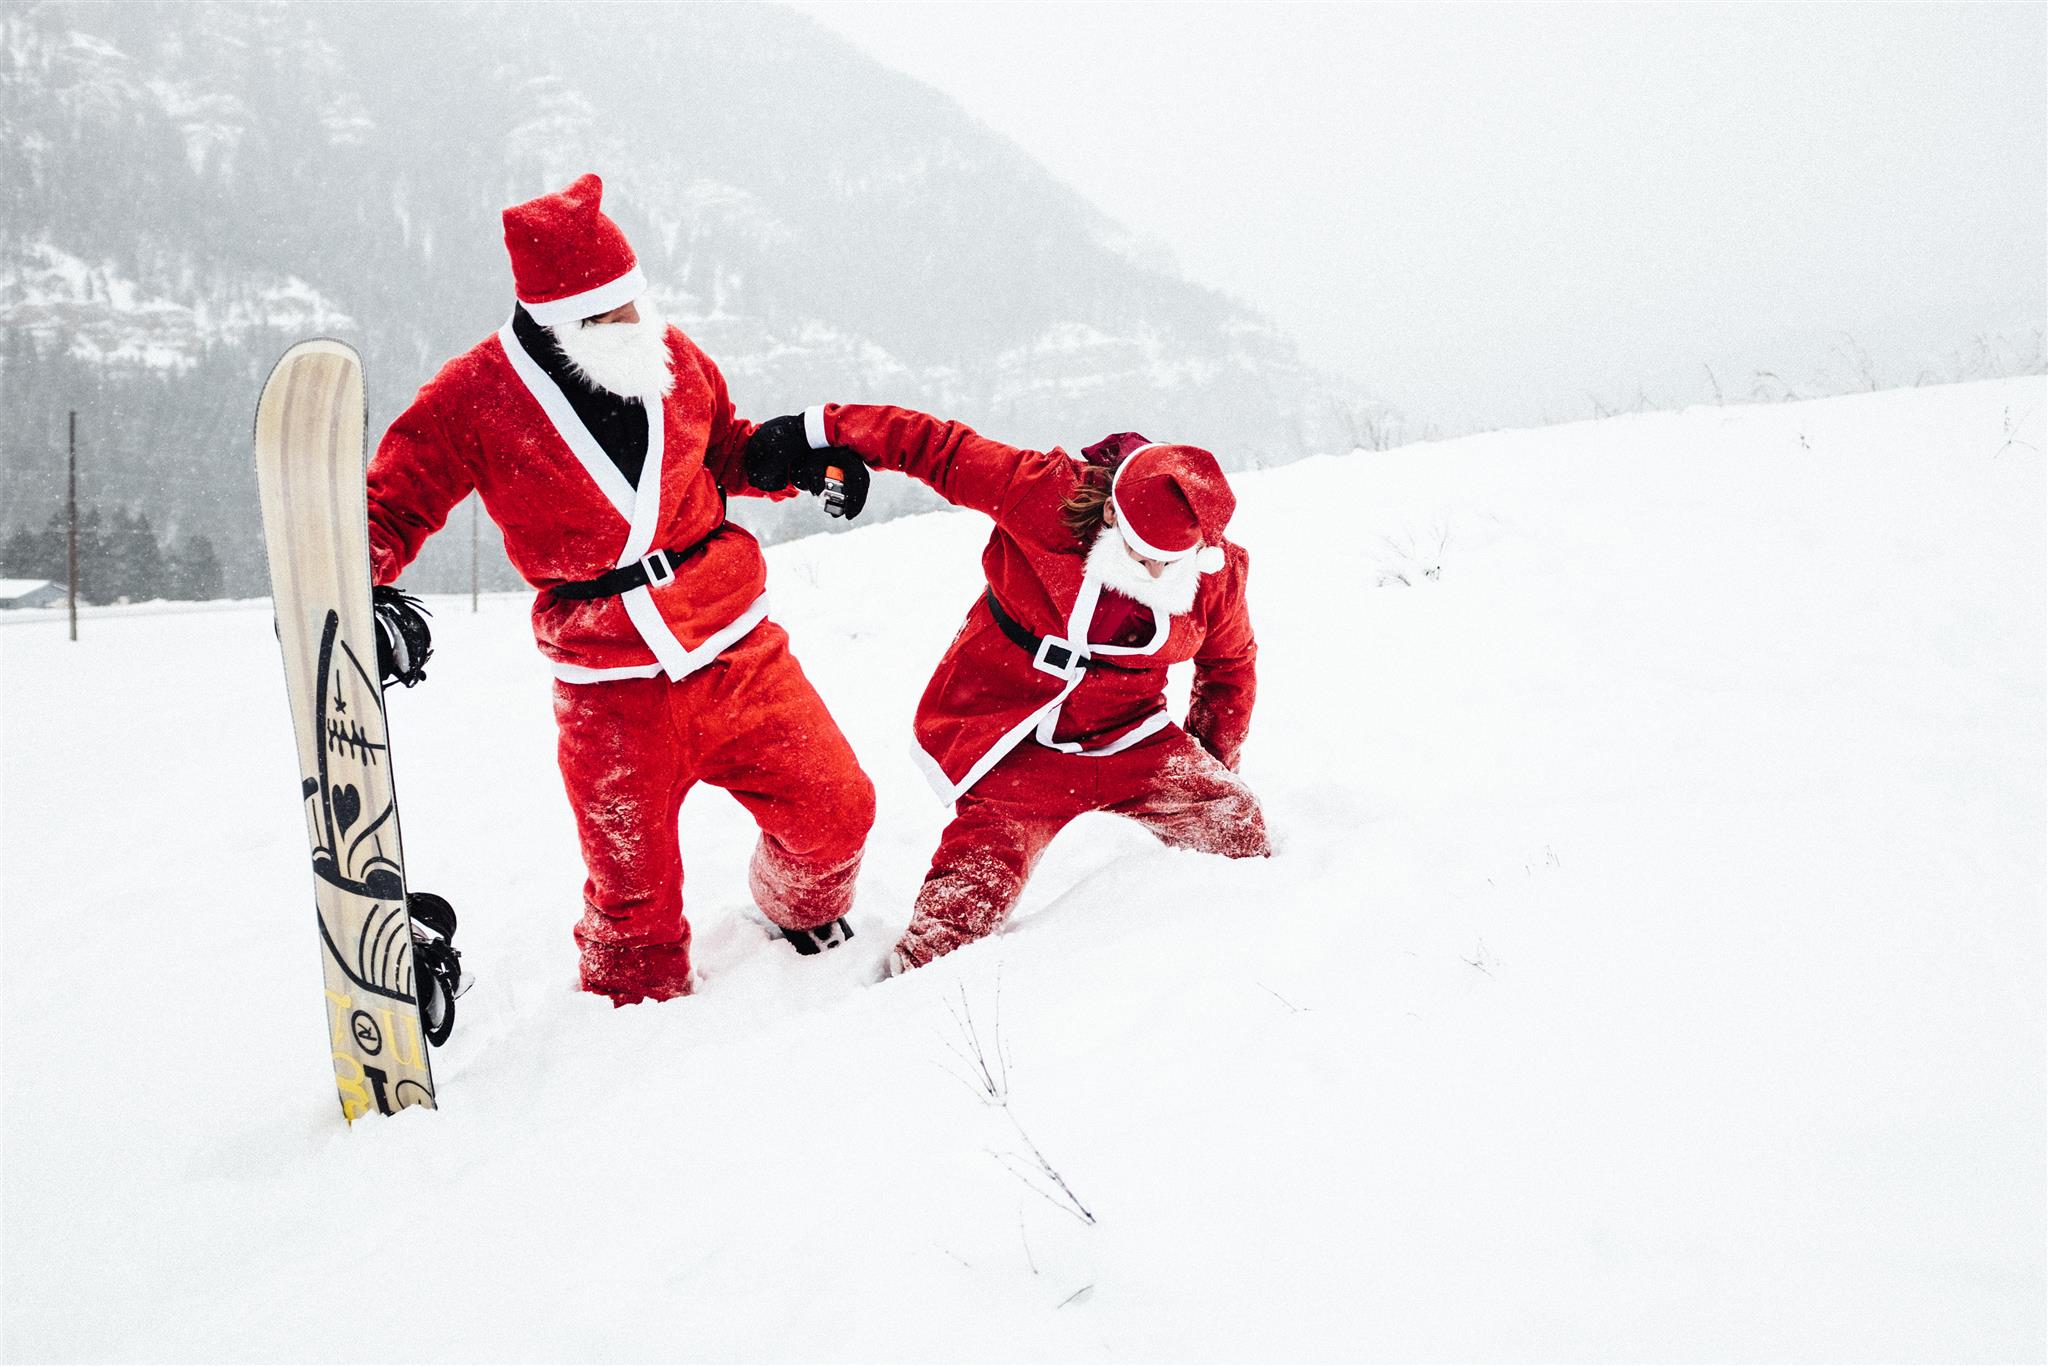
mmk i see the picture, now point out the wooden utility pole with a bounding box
[66,410,78,642]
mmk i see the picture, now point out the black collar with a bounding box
[510,303,650,487]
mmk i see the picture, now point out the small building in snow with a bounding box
[0,579,65,610]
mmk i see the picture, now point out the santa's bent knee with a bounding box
[785,764,875,863]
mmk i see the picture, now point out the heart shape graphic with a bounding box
[332,784,362,835]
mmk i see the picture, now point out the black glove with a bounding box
[372,584,433,688]
[743,415,808,492]
[744,415,870,521]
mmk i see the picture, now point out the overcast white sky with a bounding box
[790,1,2046,433]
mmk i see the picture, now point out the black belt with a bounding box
[552,522,728,602]
[983,587,1145,675]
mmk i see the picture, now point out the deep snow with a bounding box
[1,379,2042,1362]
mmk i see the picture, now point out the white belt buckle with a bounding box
[639,550,676,589]
[1032,634,1086,679]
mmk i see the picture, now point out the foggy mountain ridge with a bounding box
[0,1,1361,597]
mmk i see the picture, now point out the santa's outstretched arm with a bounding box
[367,389,478,587]
[792,404,1074,532]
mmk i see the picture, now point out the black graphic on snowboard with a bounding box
[302,609,415,1003]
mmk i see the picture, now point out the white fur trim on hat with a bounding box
[521,264,648,326]
[1196,545,1226,573]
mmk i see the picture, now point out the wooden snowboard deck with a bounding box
[254,339,435,1120]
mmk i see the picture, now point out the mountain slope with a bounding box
[0,1,1354,596]
[2,379,2041,1360]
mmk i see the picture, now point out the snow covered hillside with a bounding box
[2,379,2042,1362]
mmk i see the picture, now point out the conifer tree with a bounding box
[167,532,224,601]
[1,522,52,580]
[73,507,110,605]
[107,508,165,602]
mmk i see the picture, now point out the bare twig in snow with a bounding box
[946,975,1097,1225]
[1375,520,1451,587]
[1256,981,1308,1013]
[1992,405,2040,459]
[940,979,1009,1105]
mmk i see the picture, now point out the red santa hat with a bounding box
[501,173,647,326]
[1110,443,1234,573]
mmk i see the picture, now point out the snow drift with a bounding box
[2,379,2042,1361]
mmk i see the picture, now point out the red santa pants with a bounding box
[895,725,1270,969]
[552,622,875,1003]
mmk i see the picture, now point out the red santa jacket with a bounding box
[367,322,784,682]
[809,404,1257,803]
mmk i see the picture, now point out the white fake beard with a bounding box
[549,300,675,400]
[1088,523,1203,618]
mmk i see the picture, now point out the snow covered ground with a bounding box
[2,378,2042,1362]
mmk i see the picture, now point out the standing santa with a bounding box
[366,174,875,1007]
[745,407,1270,971]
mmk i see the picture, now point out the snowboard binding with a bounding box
[779,916,855,956]
[372,585,434,688]
[407,891,465,1048]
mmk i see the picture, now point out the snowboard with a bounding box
[254,339,436,1121]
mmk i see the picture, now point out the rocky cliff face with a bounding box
[1,0,1356,594]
